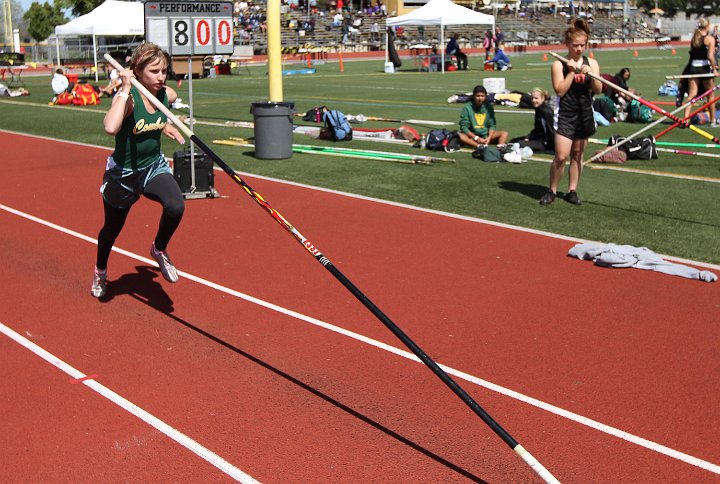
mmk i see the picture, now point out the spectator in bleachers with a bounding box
[332,11,343,27]
[371,21,380,42]
[495,26,505,47]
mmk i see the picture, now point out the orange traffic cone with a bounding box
[543,53,548,61]
[672,48,676,55]
[633,50,639,57]
[589,51,594,59]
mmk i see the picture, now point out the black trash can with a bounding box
[250,101,295,159]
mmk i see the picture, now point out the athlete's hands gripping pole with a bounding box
[104,53,560,483]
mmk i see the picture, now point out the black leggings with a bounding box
[96,173,184,270]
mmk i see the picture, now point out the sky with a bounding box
[17,0,35,13]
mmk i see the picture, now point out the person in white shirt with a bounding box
[51,69,71,95]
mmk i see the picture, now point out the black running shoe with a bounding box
[539,190,557,205]
[564,190,582,205]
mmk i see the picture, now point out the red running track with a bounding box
[1,130,719,482]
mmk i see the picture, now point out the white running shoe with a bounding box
[447,95,459,104]
[151,243,179,283]
[91,268,107,298]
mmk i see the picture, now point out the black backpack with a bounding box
[302,105,326,123]
[608,135,658,160]
[425,129,461,152]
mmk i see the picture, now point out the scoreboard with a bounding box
[145,1,234,56]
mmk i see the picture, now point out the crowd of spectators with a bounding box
[229,0,657,53]
[232,0,390,47]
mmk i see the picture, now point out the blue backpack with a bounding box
[323,110,353,141]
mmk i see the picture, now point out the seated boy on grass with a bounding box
[458,85,509,149]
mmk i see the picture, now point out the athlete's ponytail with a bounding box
[564,17,591,44]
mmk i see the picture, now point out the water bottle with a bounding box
[420,134,427,149]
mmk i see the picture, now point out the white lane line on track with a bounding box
[0,320,259,483]
[1,201,719,476]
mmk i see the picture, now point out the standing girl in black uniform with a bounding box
[540,19,602,206]
[683,18,717,125]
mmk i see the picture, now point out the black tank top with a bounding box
[559,56,593,112]
[690,35,709,61]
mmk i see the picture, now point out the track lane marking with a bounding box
[1,201,719,475]
[0,320,259,483]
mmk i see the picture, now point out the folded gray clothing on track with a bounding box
[567,243,717,282]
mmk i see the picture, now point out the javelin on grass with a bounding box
[104,55,559,483]
[550,52,720,145]
[585,85,720,164]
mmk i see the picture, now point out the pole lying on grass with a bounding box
[363,115,456,126]
[654,90,720,139]
[654,146,720,158]
[104,54,560,483]
[550,52,720,145]
[213,139,435,165]
[665,73,715,80]
[287,142,455,163]
[585,85,720,164]
[225,137,455,163]
[592,138,720,149]
[588,139,720,158]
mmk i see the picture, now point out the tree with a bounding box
[22,1,66,42]
[683,1,720,17]
[635,0,685,19]
[57,0,103,18]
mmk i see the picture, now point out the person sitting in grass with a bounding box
[485,45,512,71]
[458,85,508,149]
[508,87,555,153]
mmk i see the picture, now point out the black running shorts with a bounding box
[556,106,596,140]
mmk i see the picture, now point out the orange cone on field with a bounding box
[589,51,594,59]
[543,53,548,61]
[633,50,639,57]
[672,48,676,55]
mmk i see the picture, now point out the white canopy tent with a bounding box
[54,0,144,81]
[386,0,495,72]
